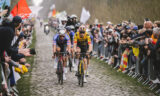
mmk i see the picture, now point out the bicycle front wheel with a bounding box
[57,61,63,85]
[80,62,84,87]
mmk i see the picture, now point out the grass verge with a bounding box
[17,28,36,96]
[92,58,157,96]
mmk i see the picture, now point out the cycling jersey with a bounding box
[67,31,75,45]
[53,34,70,52]
[74,32,91,46]
[90,34,93,44]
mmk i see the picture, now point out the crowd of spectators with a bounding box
[89,20,160,94]
[0,11,36,95]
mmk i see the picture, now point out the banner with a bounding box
[52,9,56,17]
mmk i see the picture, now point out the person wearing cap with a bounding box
[52,29,71,80]
[0,16,25,94]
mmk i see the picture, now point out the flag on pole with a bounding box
[52,9,56,17]
[80,7,91,24]
[11,0,32,19]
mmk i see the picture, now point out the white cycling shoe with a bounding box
[64,68,68,73]
[63,74,66,80]
[54,63,57,69]
[84,76,87,83]
[74,66,78,71]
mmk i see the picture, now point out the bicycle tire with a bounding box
[60,73,63,85]
[80,62,84,87]
[57,61,63,85]
[69,58,72,72]
[78,62,81,85]
[60,61,63,85]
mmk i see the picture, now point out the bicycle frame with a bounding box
[56,52,67,85]
[76,53,87,87]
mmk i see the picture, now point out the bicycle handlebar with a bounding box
[75,52,90,55]
[54,52,70,56]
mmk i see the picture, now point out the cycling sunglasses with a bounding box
[80,31,85,34]
[60,35,65,37]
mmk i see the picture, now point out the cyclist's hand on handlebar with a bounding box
[86,51,90,55]
[52,55,55,59]
[52,53,56,59]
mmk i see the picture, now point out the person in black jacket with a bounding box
[146,28,160,82]
[0,16,24,94]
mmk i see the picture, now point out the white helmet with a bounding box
[59,30,66,35]
[69,25,75,30]
[61,17,67,21]
[70,14,77,19]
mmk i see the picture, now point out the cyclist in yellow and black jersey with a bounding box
[73,25,92,83]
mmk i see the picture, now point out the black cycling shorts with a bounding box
[57,45,67,52]
[78,45,88,53]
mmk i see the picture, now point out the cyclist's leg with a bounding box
[81,46,88,74]
[61,46,68,80]
[54,47,61,69]
[74,47,81,71]
[61,46,67,67]
[71,45,75,67]
[82,56,88,83]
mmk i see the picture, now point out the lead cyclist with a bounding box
[73,25,93,83]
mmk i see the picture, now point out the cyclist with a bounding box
[52,29,71,80]
[66,26,75,68]
[73,25,92,82]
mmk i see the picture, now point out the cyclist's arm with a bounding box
[66,35,71,53]
[53,36,57,54]
[87,35,92,53]
[73,34,77,52]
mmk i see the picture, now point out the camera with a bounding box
[4,6,10,17]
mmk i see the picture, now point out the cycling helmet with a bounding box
[75,23,81,28]
[79,25,86,31]
[70,14,77,19]
[70,25,75,30]
[61,17,67,21]
[59,30,66,35]
[66,26,71,31]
